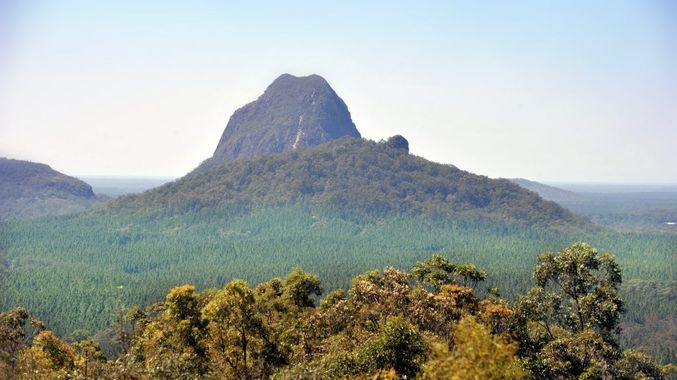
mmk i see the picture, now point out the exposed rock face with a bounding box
[208,74,360,166]
[385,135,409,153]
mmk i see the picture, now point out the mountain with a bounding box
[103,74,585,229]
[109,137,583,229]
[198,74,360,171]
[0,158,99,220]
[509,178,582,203]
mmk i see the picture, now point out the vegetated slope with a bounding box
[510,178,583,203]
[108,137,583,230]
[0,157,101,220]
[198,73,360,171]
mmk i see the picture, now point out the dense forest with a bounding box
[1,205,675,367]
[106,137,583,230]
[1,243,673,379]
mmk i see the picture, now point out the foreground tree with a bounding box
[532,242,624,335]
[282,267,322,308]
[0,308,45,379]
[514,242,666,379]
[203,279,285,379]
[422,316,529,380]
[17,330,75,379]
[412,254,486,290]
[73,338,107,379]
[131,284,208,378]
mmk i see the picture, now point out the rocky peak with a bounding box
[209,74,361,165]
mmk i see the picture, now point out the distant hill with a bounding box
[0,158,100,220]
[510,178,677,234]
[80,176,176,197]
[197,74,360,172]
[509,178,582,203]
[108,137,584,229]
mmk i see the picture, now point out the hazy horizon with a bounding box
[75,175,677,198]
[1,1,675,182]
[70,175,677,186]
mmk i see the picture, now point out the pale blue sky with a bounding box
[1,1,675,181]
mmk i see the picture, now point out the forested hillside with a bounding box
[1,244,673,379]
[0,158,102,220]
[107,137,583,230]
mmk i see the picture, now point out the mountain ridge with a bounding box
[0,157,100,220]
[509,178,583,203]
[107,137,586,230]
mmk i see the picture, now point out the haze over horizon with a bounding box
[1,1,675,182]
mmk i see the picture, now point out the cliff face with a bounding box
[206,74,360,167]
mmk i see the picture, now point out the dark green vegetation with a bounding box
[1,205,675,365]
[109,137,582,229]
[199,73,360,171]
[1,244,672,379]
[0,158,103,221]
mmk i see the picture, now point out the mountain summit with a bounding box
[204,74,360,168]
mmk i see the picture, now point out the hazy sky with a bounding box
[1,1,675,181]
